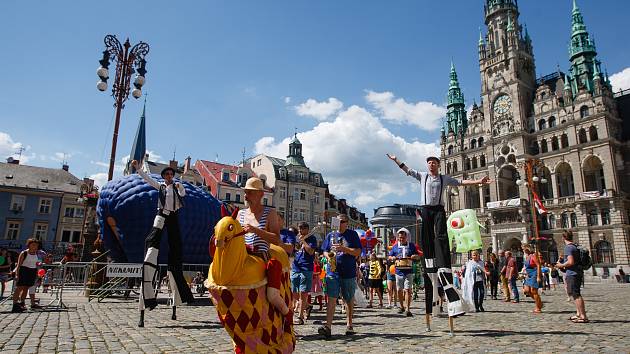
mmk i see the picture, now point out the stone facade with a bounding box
[440,0,630,273]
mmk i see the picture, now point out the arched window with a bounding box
[478,137,484,147]
[551,136,559,151]
[561,212,569,229]
[480,155,486,167]
[594,240,614,264]
[540,139,548,153]
[570,213,578,228]
[580,105,590,118]
[538,119,547,131]
[453,161,458,173]
[465,158,471,170]
[548,214,556,229]
[583,156,606,193]
[470,139,477,149]
[548,116,557,128]
[589,126,598,141]
[561,134,569,149]
[472,157,478,169]
[447,162,451,174]
[531,141,540,155]
[556,162,575,197]
[448,145,454,155]
[578,129,587,144]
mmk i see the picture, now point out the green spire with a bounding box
[568,0,599,95]
[446,62,467,136]
[285,132,306,167]
[506,12,514,32]
[478,27,484,46]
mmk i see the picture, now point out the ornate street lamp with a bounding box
[96,35,150,181]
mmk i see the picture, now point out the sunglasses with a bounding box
[340,220,348,224]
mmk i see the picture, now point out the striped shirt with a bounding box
[238,207,271,254]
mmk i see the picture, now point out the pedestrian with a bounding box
[505,251,520,303]
[522,245,543,313]
[0,247,13,299]
[280,221,297,257]
[318,214,362,338]
[11,239,41,312]
[498,250,510,302]
[462,251,489,312]
[487,253,500,299]
[291,222,318,325]
[367,252,384,308]
[617,267,627,283]
[556,230,588,323]
[310,254,324,312]
[386,258,397,308]
[388,228,421,317]
[387,153,491,323]
[550,264,559,290]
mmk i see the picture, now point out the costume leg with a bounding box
[434,208,465,318]
[419,207,440,317]
[165,212,194,307]
[140,215,165,313]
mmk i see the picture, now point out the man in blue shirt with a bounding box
[388,228,421,317]
[291,222,318,325]
[556,230,588,323]
[318,214,362,338]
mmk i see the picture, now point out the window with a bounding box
[447,163,451,174]
[587,209,599,226]
[299,209,306,221]
[589,126,598,141]
[279,169,286,178]
[293,188,300,199]
[561,134,569,149]
[551,136,559,151]
[478,137,484,147]
[472,157,478,169]
[279,187,286,199]
[315,175,320,184]
[470,139,477,149]
[38,198,52,214]
[10,195,26,212]
[548,116,556,128]
[538,119,547,131]
[225,193,231,201]
[235,194,241,203]
[578,128,588,144]
[257,159,262,167]
[448,145,453,155]
[252,162,255,169]
[314,192,320,204]
[34,222,48,239]
[548,214,556,229]
[5,221,21,240]
[601,209,610,225]
[222,172,230,182]
[594,240,614,264]
[453,161,458,173]
[480,155,486,167]
[61,229,81,243]
[263,198,268,206]
[561,213,569,229]
[570,213,578,228]
[299,171,305,180]
[580,106,590,118]
[300,189,306,200]
[278,207,285,219]
[64,207,84,218]
[540,139,548,153]
[465,158,471,170]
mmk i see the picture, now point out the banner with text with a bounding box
[106,263,143,278]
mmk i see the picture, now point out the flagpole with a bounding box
[523,159,542,283]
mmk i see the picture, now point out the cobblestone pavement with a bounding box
[0,282,628,353]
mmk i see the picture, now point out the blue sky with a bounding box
[1,1,629,217]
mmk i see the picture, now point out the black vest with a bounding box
[159,183,184,210]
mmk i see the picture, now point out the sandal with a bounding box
[572,318,589,323]
[569,315,579,321]
[532,309,542,314]
[294,317,304,325]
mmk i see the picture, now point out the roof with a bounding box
[536,72,566,95]
[196,160,241,188]
[145,160,204,186]
[0,162,82,194]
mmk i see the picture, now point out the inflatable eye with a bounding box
[451,218,464,229]
[228,224,234,231]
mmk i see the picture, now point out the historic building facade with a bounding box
[440,0,630,273]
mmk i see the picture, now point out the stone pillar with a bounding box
[550,172,559,202]
[479,186,485,212]
[612,228,630,265]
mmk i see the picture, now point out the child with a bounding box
[367,253,384,308]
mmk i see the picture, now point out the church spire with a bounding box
[285,132,306,167]
[446,61,467,136]
[568,0,600,95]
[127,97,147,175]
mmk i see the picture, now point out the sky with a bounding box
[1,1,629,218]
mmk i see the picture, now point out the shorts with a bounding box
[387,272,396,282]
[290,270,313,293]
[368,278,382,289]
[395,273,414,290]
[325,276,356,302]
[565,273,582,299]
[17,267,37,287]
[0,273,9,282]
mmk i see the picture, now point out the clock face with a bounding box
[493,95,512,115]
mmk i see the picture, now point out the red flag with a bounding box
[532,190,548,215]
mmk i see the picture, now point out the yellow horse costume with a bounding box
[206,207,295,354]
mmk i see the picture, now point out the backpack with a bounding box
[575,244,592,271]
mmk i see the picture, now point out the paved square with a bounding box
[1,282,628,353]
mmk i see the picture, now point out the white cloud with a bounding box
[365,90,446,131]
[89,172,109,189]
[283,96,291,104]
[294,98,344,121]
[254,104,439,210]
[0,131,34,163]
[610,67,630,92]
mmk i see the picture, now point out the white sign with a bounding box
[106,263,142,278]
[330,217,341,231]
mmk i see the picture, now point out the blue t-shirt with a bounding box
[280,229,297,256]
[322,229,361,279]
[389,243,418,276]
[564,243,581,276]
[292,235,318,272]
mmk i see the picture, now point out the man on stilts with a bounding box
[387,153,490,335]
[132,159,194,327]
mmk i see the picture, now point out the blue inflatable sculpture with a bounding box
[97,174,222,264]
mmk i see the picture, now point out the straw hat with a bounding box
[243,177,264,191]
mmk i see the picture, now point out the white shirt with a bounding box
[137,168,186,212]
[406,169,460,206]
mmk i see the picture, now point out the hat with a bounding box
[397,228,410,237]
[243,177,264,191]
[426,156,440,163]
[161,166,176,177]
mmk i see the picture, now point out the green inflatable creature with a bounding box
[447,209,484,253]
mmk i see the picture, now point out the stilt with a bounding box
[172,306,177,320]
[138,310,145,327]
[448,316,454,336]
[425,313,431,332]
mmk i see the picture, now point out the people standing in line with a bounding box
[486,253,500,300]
[291,222,318,325]
[505,251,520,303]
[522,245,543,313]
[462,251,489,312]
[498,250,510,302]
[367,252,384,308]
[556,230,588,323]
[11,239,41,312]
[387,153,491,320]
[388,228,421,317]
[0,247,13,299]
[318,214,362,338]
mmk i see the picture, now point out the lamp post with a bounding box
[516,158,547,282]
[96,35,150,181]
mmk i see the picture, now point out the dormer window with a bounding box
[222,171,230,182]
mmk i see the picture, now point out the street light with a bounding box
[96,35,150,181]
